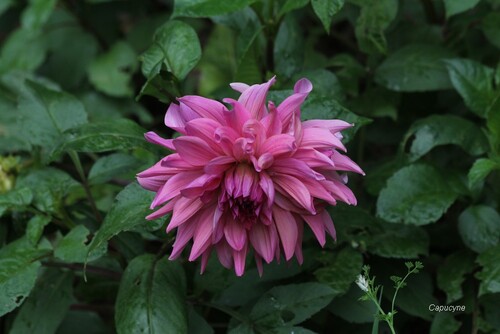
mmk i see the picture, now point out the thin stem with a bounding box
[42,261,122,280]
[69,151,103,223]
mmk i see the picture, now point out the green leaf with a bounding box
[88,41,138,97]
[10,269,74,334]
[468,158,500,188]
[249,283,335,328]
[56,310,112,334]
[293,69,343,100]
[188,307,214,334]
[52,119,150,158]
[0,187,33,217]
[87,183,158,259]
[437,250,475,304]
[476,244,500,296]
[173,0,256,18]
[368,224,429,258]
[315,248,363,296]
[458,205,500,253]
[0,29,47,73]
[274,15,304,78]
[88,153,143,185]
[17,80,88,151]
[26,215,51,246]
[55,225,107,263]
[301,95,371,142]
[328,285,377,323]
[403,115,489,162]
[115,254,187,334]
[311,0,344,32]
[430,313,462,334]
[0,238,52,317]
[140,20,201,80]
[482,12,500,49]
[444,0,480,18]
[445,58,498,117]
[353,0,398,54]
[21,0,58,30]
[375,44,454,91]
[279,0,310,17]
[377,164,459,225]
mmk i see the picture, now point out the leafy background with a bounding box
[1,0,499,333]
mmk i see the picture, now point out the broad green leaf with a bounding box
[476,244,500,295]
[445,59,498,117]
[0,0,13,16]
[368,224,429,258]
[348,87,399,120]
[311,0,344,32]
[52,119,150,157]
[403,115,489,161]
[274,15,304,78]
[482,12,500,49]
[115,254,187,334]
[88,41,137,97]
[55,225,107,263]
[138,66,180,103]
[56,310,112,334]
[458,205,500,253]
[437,250,475,303]
[235,15,262,64]
[301,95,371,142]
[26,215,51,246]
[0,238,52,316]
[468,158,500,188]
[279,0,310,17]
[353,0,398,54]
[21,0,58,30]
[293,69,343,100]
[0,29,47,73]
[140,20,201,80]
[377,164,459,225]
[17,80,88,151]
[188,307,214,334]
[86,183,157,258]
[0,187,33,217]
[10,269,74,334]
[88,153,143,185]
[375,44,454,91]
[173,0,256,18]
[444,0,480,18]
[328,285,377,323]
[249,283,335,327]
[393,272,438,320]
[314,248,363,295]
[430,313,462,334]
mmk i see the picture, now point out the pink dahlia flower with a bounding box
[137,77,363,276]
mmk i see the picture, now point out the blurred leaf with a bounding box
[88,153,143,185]
[328,285,377,323]
[476,244,500,296]
[301,95,371,142]
[21,0,57,30]
[115,254,187,334]
[430,313,462,334]
[88,42,137,97]
[279,0,310,17]
[10,269,74,334]
[26,215,51,246]
[444,0,480,18]
[56,310,111,334]
[403,115,489,162]
[0,238,51,317]
[482,12,500,49]
[393,272,438,320]
[0,29,47,73]
[173,0,256,18]
[458,205,500,253]
[188,307,214,334]
[375,44,454,91]
[52,119,150,158]
[445,59,499,117]
[353,0,398,54]
[480,294,500,331]
[437,250,475,304]
[0,187,33,217]
[0,0,13,16]
[86,183,157,259]
[314,248,363,296]
[274,15,304,78]
[141,20,201,81]
[55,225,107,263]
[17,80,88,152]
[468,158,500,188]
[377,164,459,225]
[249,283,335,328]
[348,87,399,120]
[311,0,344,32]
[294,69,343,100]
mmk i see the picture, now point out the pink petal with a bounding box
[249,223,277,263]
[302,213,327,247]
[255,254,264,277]
[292,148,335,169]
[146,197,177,220]
[200,247,212,274]
[185,118,222,150]
[169,219,196,259]
[277,78,313,127]
[180,174,221,198]
[302,119,352,133]
[204,156,236,175]
[237,76,276,119]
[273,173,315,214]
[230,82,250,93]
[144,131,175,150]
[272,206,298,260]
[216,240,233,269]
[321,209,336,240]
[331,150,365,175]
[137,161,169,191]
[323,179,357,205]
[189,207,216,261]
[151,170,202,208]
[164,103,187,133]
[173,136,218,166]
[233,244,248,276]
[261,101,282,137]
[167,197,204,232]
[223,98,250,132]
[178,96,226,125]
[259,171,275,208]
[294,219,304,264]
[271,158,325,181]
[160,153,194,171]
[301,128,346,151]
[260,134,296,157]
[224,216,247,251]
[214,126,240,156]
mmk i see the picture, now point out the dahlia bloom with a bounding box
[137,77,363,276]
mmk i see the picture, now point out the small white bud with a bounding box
[356,274,369,292]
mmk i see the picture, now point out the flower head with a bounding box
[137,77,363,276]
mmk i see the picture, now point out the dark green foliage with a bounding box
[1,1,499,333]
